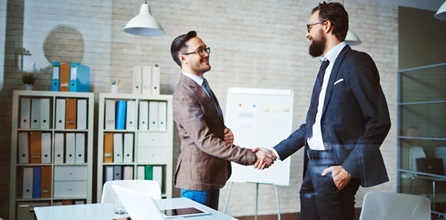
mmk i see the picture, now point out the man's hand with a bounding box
[252,148,277,170]
[321,165,352,190]
[223,128,234,144]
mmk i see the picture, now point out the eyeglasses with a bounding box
[183,47,211,56]
[306,20,326,33]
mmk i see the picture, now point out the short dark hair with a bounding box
[170,30,197,67]
[312,2,348,41]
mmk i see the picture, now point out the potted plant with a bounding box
[22,72,37,90]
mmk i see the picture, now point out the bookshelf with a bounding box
[9,90,94,220]
[96,93,173,201]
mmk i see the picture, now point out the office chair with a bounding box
[359,191,431,220]
[101,180,162,203]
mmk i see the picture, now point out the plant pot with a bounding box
[23,84,33,90]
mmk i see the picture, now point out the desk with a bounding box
[34,198,236,220]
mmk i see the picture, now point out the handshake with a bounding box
[252,148,277,170]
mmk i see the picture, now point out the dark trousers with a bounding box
[300,157,360,220]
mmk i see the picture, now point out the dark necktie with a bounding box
[202,79,222,116]
[306,60,330,139]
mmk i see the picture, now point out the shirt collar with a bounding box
[321,42,347,64]
[182,71,205,86]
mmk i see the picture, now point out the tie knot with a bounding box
[320,60,330,71]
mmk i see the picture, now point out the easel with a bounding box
[223,182,281,220]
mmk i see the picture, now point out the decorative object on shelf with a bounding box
[123,0,165,36]
[435,1,446,20]
[21,72,37,90]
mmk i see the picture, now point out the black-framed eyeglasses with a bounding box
[306,20,326,33]
[183,47,211,56]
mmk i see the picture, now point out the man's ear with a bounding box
[324,20,333,34]
[179,54,188,65]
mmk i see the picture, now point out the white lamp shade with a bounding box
[345,29,361,46]
[123,3,165,36]
[435,1,446,20]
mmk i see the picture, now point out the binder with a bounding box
[40,166,52,198]
[31,98,41,129]
[103,133,113,163]
[20,98,31,129]
[123,133,134,163]
[59,63,70,92]
[32,167,41,198]
[69,63,90,92]
[54,133,64,164]
[158,101,167,131]
[137,166,145,180]
[55,99,66,129]
[115,100,127,130]
[133,65,142,94]
[104,166,114,182]
[148,101,159,131]
[138,101,148,130]
[113,166,122,180]
[141,66,152,95]
[65,98,77,129]
[52,62,60,91]
[113,133,123,163]
[40,98,51,129]
[126,100,136,130]
[22,167,33,198]
[65,133,75,164]
[153,166,163,191]
[151,64,160,95]
[123,166,133,180]
[30,132,42,164]
[77,99,87,130]
[144,165,153,180]
[18,132,29,164]
[41,133,51,164]
[105,100,115,130]
[75,133,85,164]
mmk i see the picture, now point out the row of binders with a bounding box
[105,100,167,131]
[19,97,88,130]
[18,132,86,164]
[104,165,163,188]
[19,167,51,199]
[133,65,160,95]
[52,62,90,92]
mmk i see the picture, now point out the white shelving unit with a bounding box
[9,90,94,220]
[96,93,173,201]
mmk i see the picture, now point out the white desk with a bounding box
[34,198,236,220]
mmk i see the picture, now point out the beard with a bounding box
[308,31,326,57]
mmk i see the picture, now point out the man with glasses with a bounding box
[271,2,390,220]
[170,30,276,210]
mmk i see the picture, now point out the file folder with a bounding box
[33,167,41,198]
[52,62,60,91]
[137,166,145,180]
[153,166,163,191]
[126,100,136,130]
[123,133,134,163]
[69,63,90,92]
[104,166,114,182]
[149,101,159,131]
[113,166,122,180]
[54,133,64,164]
[158,101,167,131]
[59,63,70,92]
[23,167,33,199]
[144,165,153,180]
[113,133,123,163]
[31,98,41,129]
[77,99,87,130]
[138,101,148,130]
[41,133,51,164]
[20,98,31,129]
[142,66,152,95]
[40,98,51,129]
[103,133,113,163]
[75,133,85,164]
[105,100,116,130]
[133,65,142,94]
[65,98,77,129]
[123,166,134,180]
[18,132,29,164]
[41,166,52,198]
[30,132,42,164]
[65,133,75,164]
[115,100,127,130]
[151,64,160,95]
[55,99,66,129]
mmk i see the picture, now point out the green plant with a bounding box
[22,73,37,85]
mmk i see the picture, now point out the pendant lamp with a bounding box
[435,1,446,20]
[123,1,165,36]
[345,29,362,46]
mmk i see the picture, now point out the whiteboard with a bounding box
[225,88,293,186]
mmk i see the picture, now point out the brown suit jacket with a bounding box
[173,75,256,190]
